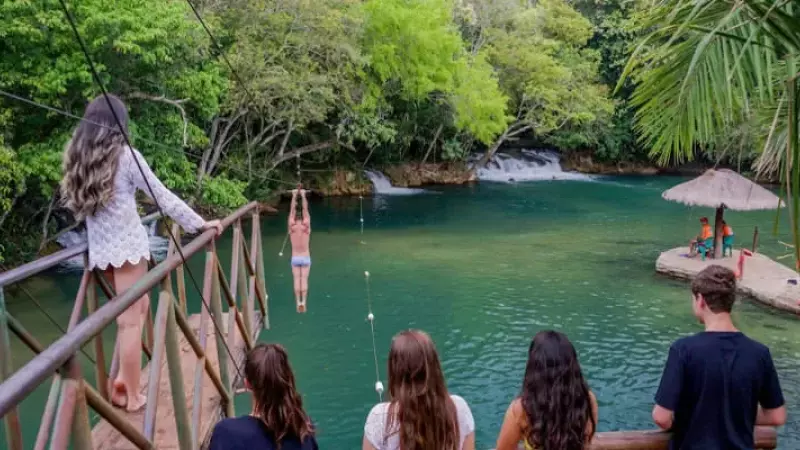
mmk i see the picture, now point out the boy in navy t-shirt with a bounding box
[653,265,786,449]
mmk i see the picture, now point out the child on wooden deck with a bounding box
[652,265,786,449]
[689,217,713,258]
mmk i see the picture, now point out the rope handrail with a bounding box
[0,212,161,288]
[0,202,259,417]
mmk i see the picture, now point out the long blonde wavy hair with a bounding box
[61,95,129,221]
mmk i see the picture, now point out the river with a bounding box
[3,176,799,448]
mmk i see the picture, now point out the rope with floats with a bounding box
[360,195,365,235]
[364,270,384,401]
[357,192,383,401]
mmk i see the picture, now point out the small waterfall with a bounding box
[470,149,593,182]
[57,220,170,271]
[364,170,426,195]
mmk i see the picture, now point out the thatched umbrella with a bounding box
[662,169,782,258]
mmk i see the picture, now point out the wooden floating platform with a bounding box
[656,247,800,315]
[91,312,256,449]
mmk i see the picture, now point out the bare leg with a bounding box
[300,266,310,311]
[102,269,123,407]
[112,260,149,412]
[292,265,302,312]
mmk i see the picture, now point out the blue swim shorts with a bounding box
[291,256,311,267]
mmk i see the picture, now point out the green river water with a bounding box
[3,176,799,448]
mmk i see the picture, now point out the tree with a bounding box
[463,0,614,166]
[199,0,364,181]
[0,0,230,262]
[357,0,509,162]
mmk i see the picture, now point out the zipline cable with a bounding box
[57,0,246,381]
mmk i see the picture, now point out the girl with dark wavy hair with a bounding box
[61,94,222,411]
[496,331,598,450]
[362,330,475,450]
[209,344,318,450]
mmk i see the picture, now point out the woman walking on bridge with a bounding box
[61,94,222,412]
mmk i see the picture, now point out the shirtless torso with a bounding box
[289,219,310,257]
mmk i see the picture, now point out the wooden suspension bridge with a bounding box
[0,203,779,449]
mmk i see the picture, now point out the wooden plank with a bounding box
[91,312,257,450]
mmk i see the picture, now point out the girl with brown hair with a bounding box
[362,330,475,450]
[61,94,222,411]
[495,330,598,450]
[209,344,318,450]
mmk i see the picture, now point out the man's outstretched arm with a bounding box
[301,189,310,225]
[288,189,298,229]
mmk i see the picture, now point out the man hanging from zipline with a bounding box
[289,185,311,313]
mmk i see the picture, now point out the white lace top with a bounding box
[364,395,475,450]
[85,147,205,270]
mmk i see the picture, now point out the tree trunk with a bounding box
[477,134,507,168]
[713,206,724,259]
[421,124,444,165]
[267,141,334,173]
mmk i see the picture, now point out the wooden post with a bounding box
[231,220,252,338]
[169,223,188,314]
[69,368,93,450]
[752,226,760,253]
[35,376,62,450]
[192,242,216,446]
[143,289,170,441]
[210,247,234,417]
[51,355,93,450]
[252,211,268,329]
[164,291,194,450]
[0,288,23,450]
[713,205,724,259]
[85,270,109,401]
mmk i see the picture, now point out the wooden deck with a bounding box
[656,247,800,314]
[91,312,256,449]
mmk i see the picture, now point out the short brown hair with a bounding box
[691,265,736,313]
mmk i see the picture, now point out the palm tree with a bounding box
[621,0,800,268]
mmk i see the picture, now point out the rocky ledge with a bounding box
[561,152,661,176]
[383,162,476,187]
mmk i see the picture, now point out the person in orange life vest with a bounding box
[722,221,735,257]
[689,217,714,257]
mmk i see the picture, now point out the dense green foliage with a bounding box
[0,0,639,264]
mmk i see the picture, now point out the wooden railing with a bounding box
[0,202,268,450]
[588,427,776,449]
[494,427,777,450]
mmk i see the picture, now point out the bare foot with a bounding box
[111,379,127,409]
[126,393,147,413]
